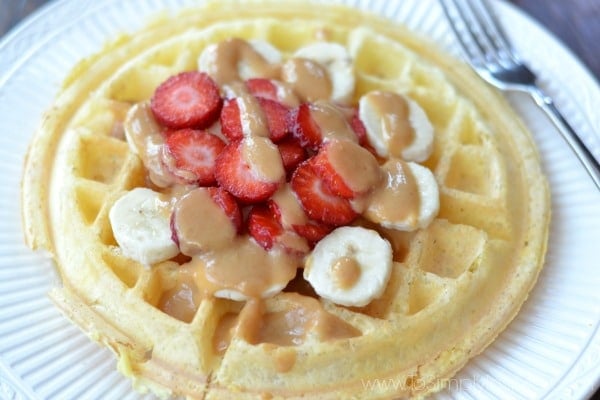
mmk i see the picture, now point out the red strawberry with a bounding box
[220,97,289,142]
[288,103,322,151]
[268,192,332,245]
[292,222,333,246]
[290,158,358,226]
[258,97,289,142]
[246,78,279,101]
[311,139,381,199]
[248,205,309,254]
[215,138,283,203]
[277,138,307,173]
[220,98,243,141]
[350,111,368,146]
[207,186,243,233]
[163,129,226,185]
[151,71,222,129]
[247,205,283,250]
[246,78,299,108]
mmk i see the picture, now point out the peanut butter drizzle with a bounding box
[281,58,332,102]
[205,38,279,86]
[241,136,285,183]
[271,184,309,228]
[213,312,238,353]
[157,272,202,323]
[331,256,361,289]
[173,188,236,256]
[309,101,357,142]
[325,139,381,194]
[238,294,360,347]
[237,93,270,137]
[365,159,421,228]
[123,102,176,188]
[222,82,270,137]
[189,238,299,299]
[364,91,415,157]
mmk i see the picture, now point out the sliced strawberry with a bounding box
[164,129,226,185]
[220,98,244,141]
[277,138,307,174]
[290,158,358,226]
[215,138,282,203]
[311,139,380,199]
[151,71,222,129]
[350,111,368,146]
[247,205,283,250]
[292,222,333,246]
[248,205,309,254]
[311,142,355,199]
[220,97,289,142]
[288,103,322,151]
[207,187,243,233]
[267,185,331,247]
[246,78,279,101]
[258,97,289,142]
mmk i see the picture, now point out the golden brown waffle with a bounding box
[21,1,550,398]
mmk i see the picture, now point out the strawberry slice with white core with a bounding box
[215,136,284,203]
[163,129,226,186]
[290,158,358,226]
[151,71,222,130]
[312,139,381,199]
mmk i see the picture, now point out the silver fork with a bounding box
[440,0,600,190]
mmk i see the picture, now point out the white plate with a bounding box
[1,1,599,399]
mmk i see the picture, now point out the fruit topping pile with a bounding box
[110,38,440,306]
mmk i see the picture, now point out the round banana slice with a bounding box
[108,187,178,266]
[293,42,355,104]
[364,160,440,231]
[304,226,392,307]
[359,91,434,162]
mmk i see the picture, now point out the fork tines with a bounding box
[440,0,519,68]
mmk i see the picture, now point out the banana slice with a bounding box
[109,188,179,266]
[365,160,439,231]
[304,226,392,307]
[359,91,434,162]
[293,42,355,104]
[198,39,282,82]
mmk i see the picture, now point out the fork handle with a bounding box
[531,88,600,190]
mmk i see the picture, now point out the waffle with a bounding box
[21,1,550,399]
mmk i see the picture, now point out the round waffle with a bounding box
[22,1,550,399]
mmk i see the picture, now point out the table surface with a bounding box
[0,1,598,400]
